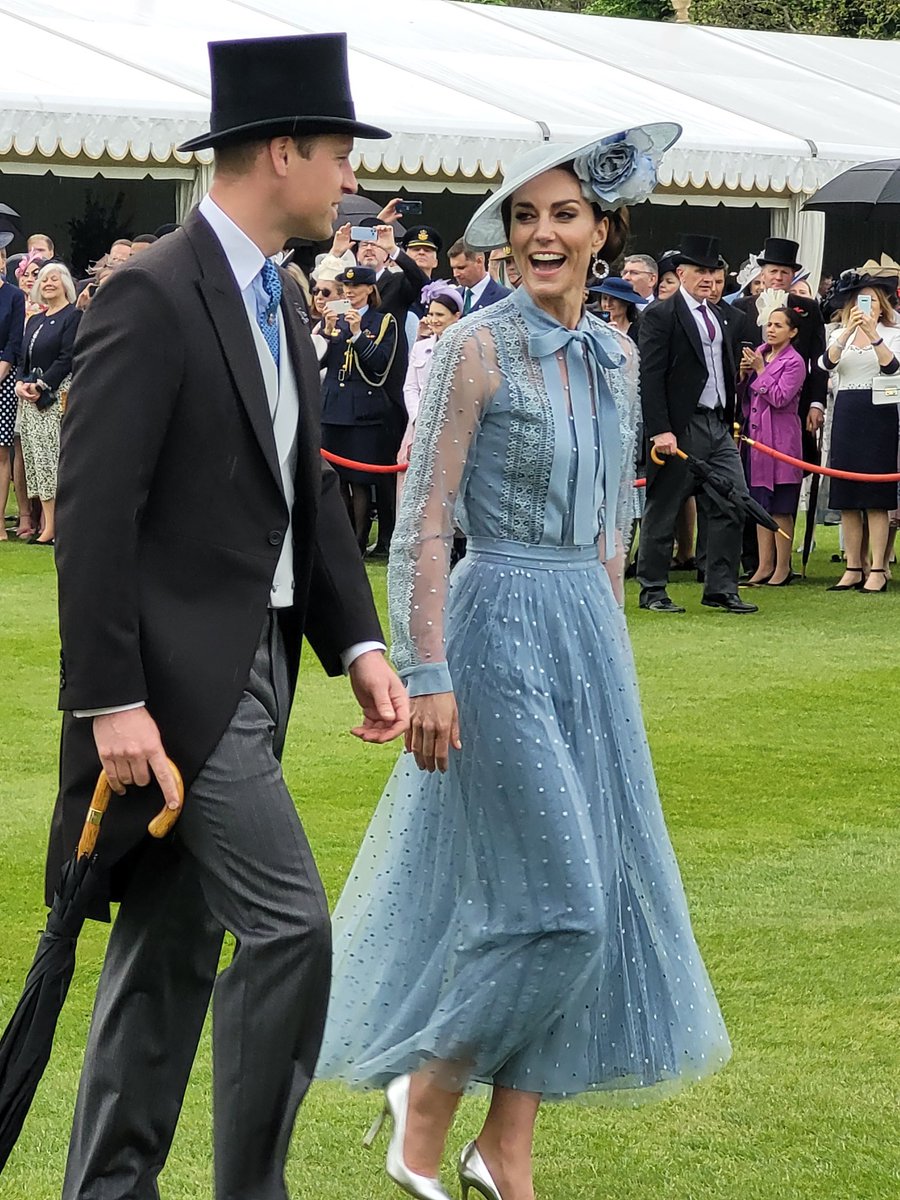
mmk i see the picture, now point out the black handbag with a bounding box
[22,367,57,410]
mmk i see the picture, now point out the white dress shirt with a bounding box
[76,197,382,717]
[680,286,727,410]
[464,273,491,311]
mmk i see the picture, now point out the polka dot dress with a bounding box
[318,291,731,1104]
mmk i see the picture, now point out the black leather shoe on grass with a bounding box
[701,592,758,613]
[639,595,686,613]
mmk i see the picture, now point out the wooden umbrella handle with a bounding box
[76,758,185,859]
[147,760,184,839]
[650,445,690,467]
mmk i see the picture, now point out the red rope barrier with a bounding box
[744,437,900,482]
[321,449,407,474]
[321,448,650,487]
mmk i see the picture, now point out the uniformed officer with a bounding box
[320,265,401,552]
[400,225,443,281]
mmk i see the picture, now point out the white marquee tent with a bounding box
[2,0,900,276]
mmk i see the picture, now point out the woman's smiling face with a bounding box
[508,168,607,307]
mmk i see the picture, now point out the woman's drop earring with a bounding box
[590,252,609,282]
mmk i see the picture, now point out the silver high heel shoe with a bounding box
[457,1140,503,1200]
[363,1074,452,1200]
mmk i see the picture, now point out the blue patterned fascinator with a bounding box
[465,123,681,250]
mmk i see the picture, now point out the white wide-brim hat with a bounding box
[465,122,681,250]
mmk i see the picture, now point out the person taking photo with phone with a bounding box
[821,264,900,593]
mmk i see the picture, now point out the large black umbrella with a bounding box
[0,764,182,1172]
[650,446,787,537]
[0,203,22,250]
[804,159,900,220]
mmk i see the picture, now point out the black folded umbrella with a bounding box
[803,159,900,220]
[0,765,182,1172]
[652,446,784,536]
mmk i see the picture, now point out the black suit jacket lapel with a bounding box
[675,290,705,365]
[185,211,283,495]
[709,303,736,378]
[280,281,321,500]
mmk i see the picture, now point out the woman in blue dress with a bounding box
[318,124,731,1200]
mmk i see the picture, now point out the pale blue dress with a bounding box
[318,288,731,1104]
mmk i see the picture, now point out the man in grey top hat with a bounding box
[51,33,408,1200]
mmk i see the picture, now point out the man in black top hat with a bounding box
[731,236,827,461]
[637,234,758,614]
[51,33,408,1200]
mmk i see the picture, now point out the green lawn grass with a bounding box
[1,533,899,1199]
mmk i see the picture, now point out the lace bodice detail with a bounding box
[389,288,639,695]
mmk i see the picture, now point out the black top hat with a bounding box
[401,225,443,253]
[675,235,721,270]
[178,34,390,153]
[757,238,801,269]
[336,265,377,286]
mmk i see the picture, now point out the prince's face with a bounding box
[286,134,357,242]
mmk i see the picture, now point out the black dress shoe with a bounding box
[701,592,758,613]
[639,594,686,613]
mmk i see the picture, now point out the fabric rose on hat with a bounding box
[573,129,661,210]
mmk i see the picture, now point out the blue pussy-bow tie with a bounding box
[527,323,625,369]
[527,321,624,556]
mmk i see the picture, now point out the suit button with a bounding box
[268,530,283,546]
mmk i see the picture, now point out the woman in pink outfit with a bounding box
[739,306,806,586]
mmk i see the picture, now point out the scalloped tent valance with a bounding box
[0,0,897,195]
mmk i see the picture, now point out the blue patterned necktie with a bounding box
[257,260,282,368]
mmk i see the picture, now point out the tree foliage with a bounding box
[463,0,898,38]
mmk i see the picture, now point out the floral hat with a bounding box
[465,123,681,250]
[420,279,465,313]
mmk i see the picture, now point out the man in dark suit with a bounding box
[637,235,758,615]
[731,236,827,459]
[448,237,510,312]
[49,34,408,1200]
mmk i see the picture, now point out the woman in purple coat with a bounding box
[739,306,806,586]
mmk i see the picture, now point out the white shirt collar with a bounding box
[469,273,491,302]
[199,193,266,293]
[680,284,708,311]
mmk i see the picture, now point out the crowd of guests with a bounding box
[4,210,899,602]
[629,237,900,606]
[301,213,900,604]
[0,228,171,544]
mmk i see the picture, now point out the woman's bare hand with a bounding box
[406,692,461,773]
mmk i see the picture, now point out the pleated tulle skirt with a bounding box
[317,539,731,1104]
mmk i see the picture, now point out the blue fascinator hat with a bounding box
[465,123,681,250]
